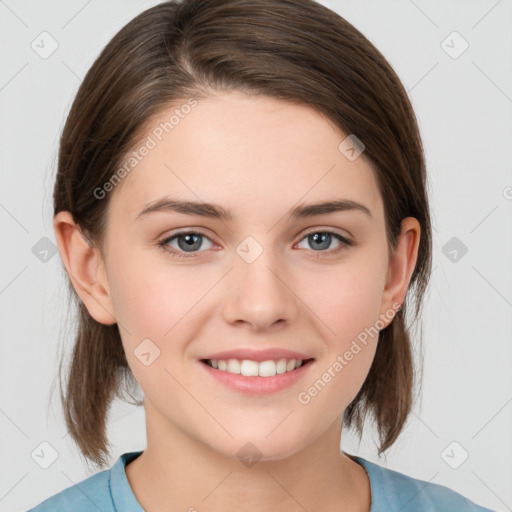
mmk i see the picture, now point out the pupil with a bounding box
[179,234,201,251]
[310,232,330,250]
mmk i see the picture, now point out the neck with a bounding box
[125,400,371,512]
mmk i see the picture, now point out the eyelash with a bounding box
[157,229,353,260]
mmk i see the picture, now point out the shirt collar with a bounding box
[109,450,145,511]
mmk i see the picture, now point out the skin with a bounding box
[54,90,420,512]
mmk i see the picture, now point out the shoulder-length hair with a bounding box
[54,0,432,468]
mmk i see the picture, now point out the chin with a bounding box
[210,434,307,466]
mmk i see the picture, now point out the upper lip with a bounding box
[200,348,314,362]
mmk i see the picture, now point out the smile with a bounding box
[199,358,315,394]
[202,358,312,377]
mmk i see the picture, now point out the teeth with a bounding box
[227,359,241,374]
[207,358,306,377]
[276,359,287,374]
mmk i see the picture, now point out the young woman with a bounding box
[28,0,496,510]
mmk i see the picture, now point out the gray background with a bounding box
[0,0,511,510]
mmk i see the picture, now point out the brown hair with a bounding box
[54,0,432,469]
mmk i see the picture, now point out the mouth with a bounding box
[199,356,315,394]
[200,357,315,377]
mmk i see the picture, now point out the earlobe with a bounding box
[53,211,117,326]
[380,217,421,324]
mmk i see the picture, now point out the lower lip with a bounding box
[198,360,315,395]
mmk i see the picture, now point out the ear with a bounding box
[53,211,117,325]
[379,217,421,325]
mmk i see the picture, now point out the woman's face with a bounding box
[88,91,414,461]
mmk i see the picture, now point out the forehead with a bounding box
[109,92,383,223]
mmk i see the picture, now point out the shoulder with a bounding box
[26,465,113,512]
[351,455,497,512]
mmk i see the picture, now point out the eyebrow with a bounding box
[135,197,372,222]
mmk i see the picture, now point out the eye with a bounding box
[158,231,214,258]
[296,230,352,255]
[158,228,353,260]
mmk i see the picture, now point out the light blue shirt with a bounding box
[27,450,497,511]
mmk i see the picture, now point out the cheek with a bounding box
[296,273,381,419]
[296,250,386,398]
[107,245,207,332]
[106,252,219,367]
[107,263,191,392]
[306,255,386,344]
[109,268,170,337]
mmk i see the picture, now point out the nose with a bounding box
[222,244,299,332]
